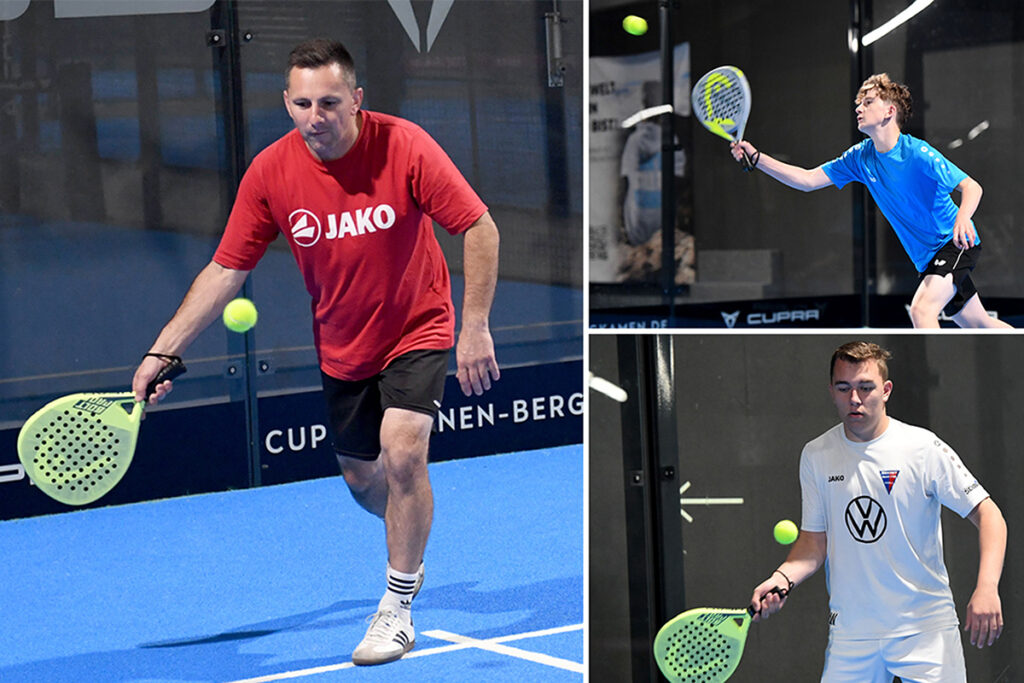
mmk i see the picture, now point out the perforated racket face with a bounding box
[691,66,751,142]
[17,393,142,506]
[654,608,751,682]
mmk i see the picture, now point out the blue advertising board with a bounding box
[0,360,582,519]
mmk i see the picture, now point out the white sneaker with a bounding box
[352,608,415,666]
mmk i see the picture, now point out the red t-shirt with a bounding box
[214,111,487,380]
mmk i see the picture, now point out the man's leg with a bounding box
[337,455,387,518]
[951,294,1014,328]
[351,407,432,666]
[378,406,434,574]
[908,274,956,328]
[335,409,434,550]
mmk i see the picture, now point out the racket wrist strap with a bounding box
[773,568,794,592]
[750,149,761,169]
[144,352,182,365]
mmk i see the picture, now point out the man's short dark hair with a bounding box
[830,341,892,382]
[286,38,357,90]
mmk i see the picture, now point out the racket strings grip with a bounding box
[143,353,187,397]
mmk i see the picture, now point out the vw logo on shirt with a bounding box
[844,496,887,543]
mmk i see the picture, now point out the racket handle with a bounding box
[748,585,789,616]
[144,354,187,398]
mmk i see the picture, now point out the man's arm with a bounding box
[749,529,827,621]
[731,141,833,192]
[953,176,983,249]
[132,261,250,403]
[456,211,500,397]
[964,497,1006,648]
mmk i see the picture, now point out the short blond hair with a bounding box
[856,73,912,129]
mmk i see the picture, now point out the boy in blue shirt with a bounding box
[731,73,1011,328]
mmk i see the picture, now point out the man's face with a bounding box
[829,358,892,441]
[283,64,363,162]
[855,88,895,132]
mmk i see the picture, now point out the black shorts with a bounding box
[321,348,449,460]
[919,239,981,316]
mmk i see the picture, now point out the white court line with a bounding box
[424,626,584,673]
[224,623,583,683]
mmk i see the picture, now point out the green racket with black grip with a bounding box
[16,355,186,506]
[654,587,786,682]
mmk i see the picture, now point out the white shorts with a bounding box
[821,627,966,683]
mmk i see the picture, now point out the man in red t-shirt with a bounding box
[132,39,500,666]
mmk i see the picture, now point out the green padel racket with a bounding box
[691,65,754,171]
[16,356,185,506]
[654,587,785,682]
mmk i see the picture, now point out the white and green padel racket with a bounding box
[654,587,785,682]
[16,355,185,506]
[691,66,755,171]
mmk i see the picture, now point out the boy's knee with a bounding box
[908,300,940,326]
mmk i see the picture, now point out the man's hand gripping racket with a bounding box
[691,66,756,172]
[653,586,788,682]
[16,355,186,506]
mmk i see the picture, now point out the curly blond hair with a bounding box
[856,73,912,128]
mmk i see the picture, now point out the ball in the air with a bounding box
[773,520,799,545]
[622,15,648,36]
[223,298,258,333]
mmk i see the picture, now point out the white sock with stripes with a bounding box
[379,562,422,613]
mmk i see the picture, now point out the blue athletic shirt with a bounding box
[821,133,972,272]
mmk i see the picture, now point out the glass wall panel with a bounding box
[0,1,235,419]
[868,0,1024,318]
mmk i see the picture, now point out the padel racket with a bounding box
[16,355,185,506]
[691,66,754,171]
[654,587,786,682]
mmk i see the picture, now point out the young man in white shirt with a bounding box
[749,341,1005,682]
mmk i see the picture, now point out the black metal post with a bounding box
[850,0,874,326]
[659,0,676,324]
[618,335,685,682]
[210,0,261,487]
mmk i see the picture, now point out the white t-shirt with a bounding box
[800,418,988,640]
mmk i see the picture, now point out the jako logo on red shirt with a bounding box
[288,205,396,248]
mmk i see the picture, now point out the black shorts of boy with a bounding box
[321,348,449,460]
[920,239,982,317]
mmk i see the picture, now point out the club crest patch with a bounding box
[879,470,899,494]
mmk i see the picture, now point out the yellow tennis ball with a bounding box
[223,297,258,333]
[622,15,648,36]
[773,520,799,545]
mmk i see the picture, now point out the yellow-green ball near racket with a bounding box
[622,15,648,36]
[774,520,799,545]
[223,297,258,333]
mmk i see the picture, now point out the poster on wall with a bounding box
[589,43,694,285]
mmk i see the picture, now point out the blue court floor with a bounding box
[0,445,583,682]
